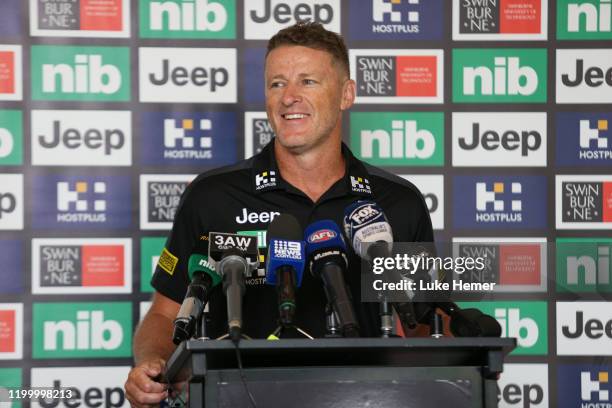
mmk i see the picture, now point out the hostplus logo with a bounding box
[31,46,130,101]
[0,45,22,101]
[164,118,212,159]
[351,49,443,103]
[557,239,612,293]
[556,113,612,166]
[57,181,106,223]
[453,49,547,103]
[582,371,610,403]
[461,301,547,355]
[579,118,612,161]
[476,182,523,223]
[140,0,236,39]
[350,176,372,194]
[255,170,277,190]
[558,0,612,39]
[351,112,443,166]
[372,0,420,33]
[0,110,22,165]
[33,302,132,358]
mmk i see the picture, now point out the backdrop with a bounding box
[0,0,611,407]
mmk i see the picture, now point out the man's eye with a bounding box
[303,79,316,85]
[269,82,285,88]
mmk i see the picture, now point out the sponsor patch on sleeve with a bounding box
[158,248,178,276]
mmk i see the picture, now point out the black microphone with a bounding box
[208,232,260,342]
[343,200,418,331]
[304,220,360,338]
[265,214,306,327]
[435,302,502,337]
[172,241,221,345]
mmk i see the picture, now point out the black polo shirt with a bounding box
[151,140,434,339]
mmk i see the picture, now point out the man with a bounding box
[125,22,433,407]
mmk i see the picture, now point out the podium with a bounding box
[165,337,515,408]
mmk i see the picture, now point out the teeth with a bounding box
[284,113,307,120]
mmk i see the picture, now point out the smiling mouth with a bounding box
[282,113,309,120]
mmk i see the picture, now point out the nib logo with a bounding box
[496,308,538,348]
[32,46,130,101]
[33,302,131,358]
[141,0,236,39]
[351,113,443,166]
[582,371,610,401]
[557,238,612,292]
[559,0,612,39]
[453,49,547,103]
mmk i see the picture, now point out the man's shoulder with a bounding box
[189,157,254,191]
[364,163,424,198]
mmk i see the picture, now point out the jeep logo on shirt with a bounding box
[235,208,280,225]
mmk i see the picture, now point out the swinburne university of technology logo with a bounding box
[29,0,130,37]
[453,238,547,292]
[0,174,24,230]
[31,366,131,407]
[348,0,443,40]
[31,45,130,101]
[140,112,237,166]
[244,0,340,40]
[400,175,444,230]
[0,45,22,101]
[498,364,548,408]
[139,47,236,103]
[453,176,547,229]
[140,174,195,230]
[558,302,612,356]
[453,0,547,40]
[350,112,443,166]
[33,302,132,358]
[557,49,612,104]
[460,301,547,355]
[0,109,23,166]
[556,175,612,229]
[557,0,612,40]
[350,49,443,104]
[0,303,23,360]
[453,48,547,103]
[556,238,612,293]
[452,112,547,167]
[255,171,277,191]
[32,175,131,230]
[558,365,612,408]
[244,112,275,158]
[32,238,132,295]
[32,110,132,166]
[139,0,236,39]
[556,113,612,166]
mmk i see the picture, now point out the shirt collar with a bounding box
[251,139,373,197]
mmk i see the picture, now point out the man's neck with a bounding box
[274,140,346,203]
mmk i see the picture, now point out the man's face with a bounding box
[265,45,355,154]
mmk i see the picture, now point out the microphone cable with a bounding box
[234,341,257,408]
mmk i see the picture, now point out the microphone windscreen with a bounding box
[267,213,302,245]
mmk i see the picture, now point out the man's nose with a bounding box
[281,82,302,106]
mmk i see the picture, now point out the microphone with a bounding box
[434,302,502,337]
[304,220,360,338]
[265,214,306,327]
[343,200,418,331]
[172,242,222,345]
[208,232,260,342]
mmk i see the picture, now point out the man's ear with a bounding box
[340,79,356,111]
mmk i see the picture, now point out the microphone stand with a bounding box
[196,311,210,340]
[325,304,342,338]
